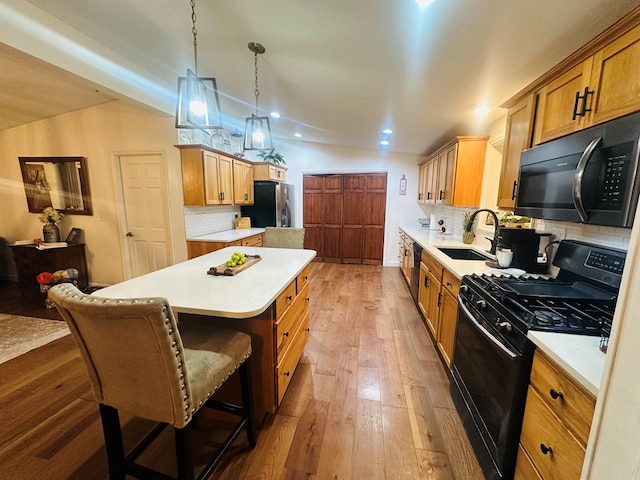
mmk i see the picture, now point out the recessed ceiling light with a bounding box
[415,0,436,7]
[380,140,390,146]
[270,112,281,118]
[474,105,491,116]
[294,133,302,138]
[382,129,393,135]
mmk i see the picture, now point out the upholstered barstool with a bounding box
[263,227,305,249]
[48,283,255,480]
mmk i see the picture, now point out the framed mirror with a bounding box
[19,156,93,215]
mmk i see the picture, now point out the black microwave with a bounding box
[515,111,640,228]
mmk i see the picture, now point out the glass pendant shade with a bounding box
[244,113,273,150]
[175,69,222,129]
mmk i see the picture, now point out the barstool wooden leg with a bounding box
[99,404,126,480]
[175,425,195,480]
[239,361,256,447]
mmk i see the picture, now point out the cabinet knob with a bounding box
[549,389,564,400]
[540,443,553,455]
[284,371,290,377]
[305,327,310,332]
[283,332,289,337]
[287,295,293,301]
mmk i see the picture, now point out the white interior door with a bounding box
[117,153,172,278]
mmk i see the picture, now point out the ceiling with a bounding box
[2,0,639,155]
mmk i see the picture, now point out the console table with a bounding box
[9,244,88,295]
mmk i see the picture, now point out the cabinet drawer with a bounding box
[276,312,309,404]
[275,280,297,319]
[515,444,543,480]
[241,234,263,247]
[296,264,311,294]
[421,250,443,281]
[530,351,596,446]
[275,283,309,361]
[520,387,586,480]
[442,269,460,296]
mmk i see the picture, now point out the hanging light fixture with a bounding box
[175,0,222,129]
[244,42,273,151]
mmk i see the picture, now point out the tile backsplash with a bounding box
[184,206,242,238]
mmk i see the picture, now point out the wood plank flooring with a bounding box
[0,263,484,479]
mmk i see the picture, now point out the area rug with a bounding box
[0,313,70,364]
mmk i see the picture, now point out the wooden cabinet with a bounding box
[232,159,254,205]
[9,244,88,296]
[274,264,310,403]
[177,145,234,206]
[533,60,593,145]
[418,249,461,367]
[253,162,287,183]
[516,351,596,479]
[420,136,489,208]
[497,95,535,210]
[399,231,413,284]
[417,159,428,203]
[186,233,263,259]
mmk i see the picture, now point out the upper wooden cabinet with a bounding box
[417,159,428,203]
[533,23,640,146]
[253,162,287,183]
[497,95,535,210]
[500,7,640,207]
[233,158,254,205]
[419,136,489,208]
[177,145,255,207]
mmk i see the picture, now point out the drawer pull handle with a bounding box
[549,389,564,400]
[305,297,310,302]
[540,443,553,455]
[446,281,452,287]
[287,295,293,301]
[283,332,289,337]
[304,276,308,280]
[284,371,290,377]
[305,327,310,332]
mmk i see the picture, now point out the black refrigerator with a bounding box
[241,181,295,227]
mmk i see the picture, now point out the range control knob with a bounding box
[475,300,487,310]
[496,321,513,334]
[460,284,469,293]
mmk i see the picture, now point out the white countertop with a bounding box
[93,246,316,318]
[400,224,606,396]
[187,228,265,242]
[528,331,605,396]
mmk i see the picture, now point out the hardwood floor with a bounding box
[0,263,483,479]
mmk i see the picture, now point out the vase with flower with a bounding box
[39,207,63,243]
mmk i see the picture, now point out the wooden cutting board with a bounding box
[207,254,261,276]
[234,217,251,229]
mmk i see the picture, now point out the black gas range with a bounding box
[451,240,626,480]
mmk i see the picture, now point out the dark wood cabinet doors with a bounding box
[303,173,387,265]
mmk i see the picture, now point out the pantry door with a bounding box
[116,153,172,279]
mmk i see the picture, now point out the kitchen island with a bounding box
[93,246,316,422]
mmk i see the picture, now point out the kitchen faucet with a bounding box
[465,209,500,255]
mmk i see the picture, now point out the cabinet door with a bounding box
[218,154,234,205]
[233,159,254,205]
[203,151,222,205]
[417,261,429,318]
[533,59,593,145]
[426,157,438,204]
[436,145,456,205]
[497,96,535,210]
[425,271,441,338]
[417,161,428,203]
[588,24,640,126]
[437,288,458,367]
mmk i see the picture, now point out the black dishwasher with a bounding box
[410,242,422,305]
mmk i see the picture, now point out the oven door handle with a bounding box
[573,136,602,223]
[458,297,518,360]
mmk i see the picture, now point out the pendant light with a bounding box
[244,42,273,151]
[175,0,222,129]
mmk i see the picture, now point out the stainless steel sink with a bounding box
[436,247,492,261]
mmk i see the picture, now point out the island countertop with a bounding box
[93,246,316,318]
[186,228,265,243]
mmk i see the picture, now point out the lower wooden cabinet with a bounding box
[186,233,263,259]
[418,248,461,367]
[516,351,596,479]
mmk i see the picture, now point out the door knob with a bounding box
[126,232,134,237]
